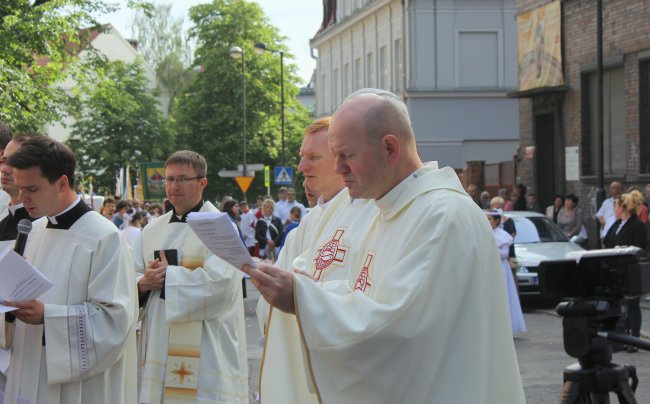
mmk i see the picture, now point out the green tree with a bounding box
[174,0,311,202]
[67,60,172,195]
[131,2,192,115]
[0,0,151,132]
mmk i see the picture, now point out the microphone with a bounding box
[14,219,32,256]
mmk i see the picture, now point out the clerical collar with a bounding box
[375,164,429,214]
[169,200,204,223]
[8,203,24,216]
[318,187,345,211]
[47,197,93,229]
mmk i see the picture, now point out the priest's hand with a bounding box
[3,300,44,325]
[139,257,167,293]
[294,269,317,281]
[242,263,295,314]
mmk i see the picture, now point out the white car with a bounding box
[504,211,585,295]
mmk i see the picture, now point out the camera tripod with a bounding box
[557,299,650,403]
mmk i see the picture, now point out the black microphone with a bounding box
[13,219,32,256]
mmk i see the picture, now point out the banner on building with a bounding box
[517,0,564,91]
[140,162,166,201]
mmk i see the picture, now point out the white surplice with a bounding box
[2,211,138,404]
[289,165,525,403]
[259,188,380,404]
[493,227,527,334]
[135,201,248,404]
[0,190,9,222]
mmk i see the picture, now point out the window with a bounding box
[394,39,403,92]
[640,60,650,173]
[379,45,389,90]
[355,58,362,90]
[333,68,340,108]
[320,73,327,111]
[581,67,626,176]
[343,63,350,98]
[366,52,375,87]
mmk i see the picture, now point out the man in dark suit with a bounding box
[0,134,40,241]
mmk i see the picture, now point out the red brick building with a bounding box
[513,0,650,239]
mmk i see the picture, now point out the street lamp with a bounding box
[254,41,285,167]
[229,45,247,180]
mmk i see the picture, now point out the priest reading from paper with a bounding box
[1,136,138,404]
[0,133,41,395]
[133,150,248,403]
[243,89,526,403]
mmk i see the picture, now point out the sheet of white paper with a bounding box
[0,347,9,375]
[0,248,54,310]
[187,211,255,269]
[0,241,12,256]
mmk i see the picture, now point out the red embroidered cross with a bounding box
[354,252,374,292]
[313,229,348,280]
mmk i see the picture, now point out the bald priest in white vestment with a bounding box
[245,89,526,404]
[134,150,248,404]
[1,137,138,404]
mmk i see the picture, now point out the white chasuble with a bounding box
[291,165,526,403]
[3,211,138,404]
[135,201,248,404]
[258,189,379,404]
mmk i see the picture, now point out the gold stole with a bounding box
[141,204,215,403]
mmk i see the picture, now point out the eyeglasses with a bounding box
[162,176,203,184]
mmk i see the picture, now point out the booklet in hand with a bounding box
[186,211,255,270]
[0,246,54,313]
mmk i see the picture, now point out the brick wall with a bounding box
[516,0,650,246]
[518,1,650,188]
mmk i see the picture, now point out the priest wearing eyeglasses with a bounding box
[133,150,248,403]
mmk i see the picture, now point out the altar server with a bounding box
[2,136,137,404]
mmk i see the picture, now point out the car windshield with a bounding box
[509,216,569,243]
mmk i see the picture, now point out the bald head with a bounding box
[329,88,422,199]
[341,89,416,147]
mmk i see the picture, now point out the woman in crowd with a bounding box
[485,209,526,334]
[223,199,244,242]
[557,194,585,244]
[121,210,147,247]
[512,184,527,211]
[480,191,491,209]
[279,206,302,251]
[499,188,513,211]
[603,190,647,352]
[255,198,283,261]
[545,194,564,224]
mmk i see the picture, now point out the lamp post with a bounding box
[229,46,247,181]
[254,41,285,167]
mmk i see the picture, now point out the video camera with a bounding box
[538,246,650,299]
[538,247,650,403]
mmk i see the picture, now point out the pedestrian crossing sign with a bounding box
[274,166,293,185]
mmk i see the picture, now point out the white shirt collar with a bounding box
[48,196,81,225]
[8,203,24,216]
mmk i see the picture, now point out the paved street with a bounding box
[244,282,650,403]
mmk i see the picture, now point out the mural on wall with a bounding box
[517,0,564,91]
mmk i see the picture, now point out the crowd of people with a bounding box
[0,87,647,404]
[93,185,309,262]
[465,181,650,249]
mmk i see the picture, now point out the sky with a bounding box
[98,0,323,84]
